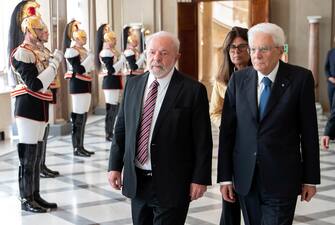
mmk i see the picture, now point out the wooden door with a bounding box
[177,2,198,80]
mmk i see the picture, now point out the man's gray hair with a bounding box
[146,31,180,52]
[248,23,286,47]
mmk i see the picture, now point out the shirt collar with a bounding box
[257,62,280,85]
[148,67,175,88]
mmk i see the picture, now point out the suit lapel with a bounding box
[134,72,150,130]
[152,70,183,140]
[244,69,258,121]
[261,61,290,121]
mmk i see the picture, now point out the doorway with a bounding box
[177,0,269,96]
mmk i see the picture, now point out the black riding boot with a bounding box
[40,125,59,177]
[80,112,95,155]
[18,143,47,213]
[72,113,90,157]
[34,144,57,209]
[105,103,113,141]
[105,104,119,141]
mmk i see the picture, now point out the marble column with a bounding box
[199,2,213,99]
[49,0,71,135]
[307,16,322,97]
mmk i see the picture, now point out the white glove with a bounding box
[37,66,57,92]
[49,57,60,71]
[113,55,126,73]
[136,52,146,68]
[81,53,95,72]
[119,54,127,63]
[53,49,64,62]
[124,49,135,57]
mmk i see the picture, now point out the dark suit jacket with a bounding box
[217,61,320,198]
[325,48,335,78]
[108,69,213,207]
[324,96,335,138]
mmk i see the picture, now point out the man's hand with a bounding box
[220,184,236,203]
[329,77,335,84]
[300,184,317,202]
[108,171,122,190]
[190,183,207,201]
[322,136,330,150]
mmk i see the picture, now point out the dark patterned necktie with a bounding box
[136,80,159,164]
[259,77,272,119]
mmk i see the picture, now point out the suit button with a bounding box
[254,152,257,156]
[152,164,156,168]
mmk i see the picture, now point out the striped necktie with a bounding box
[136,80,159,165]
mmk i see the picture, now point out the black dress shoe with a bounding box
[74,148,91,157]
[44,166,60,176]
[21,199,48,213]
[40,168,56,178]
[81,147,95,155]
[34,194,57,209]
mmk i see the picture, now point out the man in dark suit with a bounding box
[108,31,212,225]
[217,23,320,225]
[325,36,335,107]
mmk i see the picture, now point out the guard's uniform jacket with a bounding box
[124,47,145,77]
[11,44,53,122]
[64,46,92,94]
[99,49,123,89]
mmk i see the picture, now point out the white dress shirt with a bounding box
[257,62,279,106]
[135,68,174,170]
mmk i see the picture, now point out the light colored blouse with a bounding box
[209,81,227,129]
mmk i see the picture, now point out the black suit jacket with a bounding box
[108,69,213,207]
[217,61,320,198]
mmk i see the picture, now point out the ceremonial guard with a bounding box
[8,1,63,212]
[123,31,146,77]
[96,24,126,141]
[63,20,95,157]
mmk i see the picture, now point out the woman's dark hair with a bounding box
[216,26,250,85]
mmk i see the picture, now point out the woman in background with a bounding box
[211,26,251,225]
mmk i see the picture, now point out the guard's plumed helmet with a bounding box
[21,15,44,38]
[67,20,87,42]
[20,1,40,19]
[101,24,116,43]
[104,31,116,43]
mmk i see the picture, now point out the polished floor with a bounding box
[0,110,335,225]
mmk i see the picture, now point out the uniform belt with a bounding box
[135,167,152,176]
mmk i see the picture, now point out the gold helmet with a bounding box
[21,1,40,19]
[67,20,87,42]
[104,31,116,43]
[73,30,87,42]
[21,15,44,38]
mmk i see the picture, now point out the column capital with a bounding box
[307,16,322,24]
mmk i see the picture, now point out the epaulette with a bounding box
[64,47,80,58]
[13,46,36,64]
[100,49,115,58]
[124,49,135,57]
